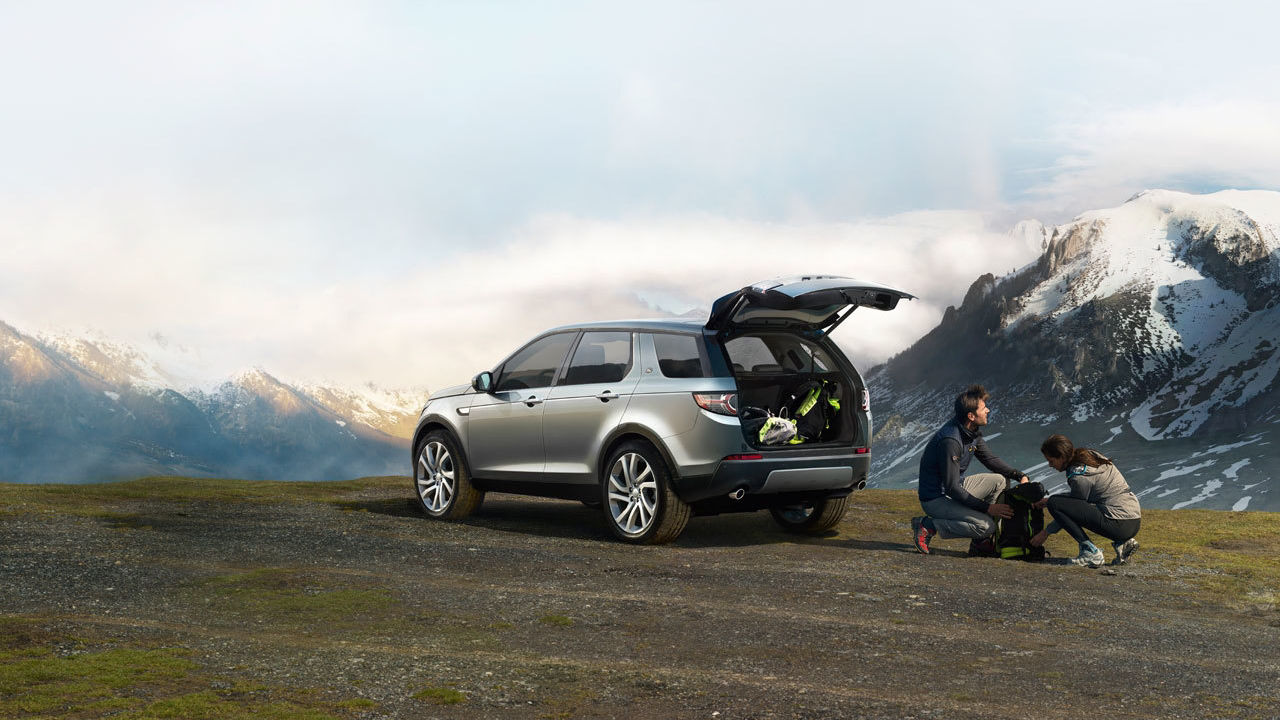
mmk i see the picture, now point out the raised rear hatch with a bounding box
[705,275,915,335]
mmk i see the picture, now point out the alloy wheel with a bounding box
[417,441,456,514]
[607,452,658,536]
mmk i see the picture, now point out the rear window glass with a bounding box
[724,334,835,373]
[653,334,705,378]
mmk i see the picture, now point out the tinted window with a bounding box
[562,332,632,385]
[653,334,705,378]
[495,333,576,392]
[724,334,834,373]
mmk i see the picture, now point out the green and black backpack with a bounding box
[994,481,1047,562]
[786,379,841,443]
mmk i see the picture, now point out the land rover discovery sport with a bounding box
[411,275,913,543]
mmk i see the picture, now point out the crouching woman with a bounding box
[1029,434,1141,568]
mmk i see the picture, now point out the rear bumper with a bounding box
[674,448,870,504]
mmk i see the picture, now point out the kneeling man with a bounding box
[911,385,1027,555]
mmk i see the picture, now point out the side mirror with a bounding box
[472,371,493,393]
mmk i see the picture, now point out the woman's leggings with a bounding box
[1046,495,1140,545]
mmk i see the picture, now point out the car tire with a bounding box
[601,441,690,544]
[769,495,849,534]
[413,430,484,519]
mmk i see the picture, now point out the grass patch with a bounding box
[1134,508,1280,608]
[413,686,466,705]
[0,615,376,719]
[0,647,196,714]
[200,568,398,626]
[538,615,574,627]
[93,511,153,530]
[119,691,342,719]
[0,476,407,518]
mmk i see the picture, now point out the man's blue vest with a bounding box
[917,418,978,502]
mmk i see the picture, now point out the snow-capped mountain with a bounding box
[0,322,425,483]
[300,382,427,439]
[869,189,1280,511]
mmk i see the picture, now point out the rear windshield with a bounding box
[724,334,837,374]
[652,333,706,378]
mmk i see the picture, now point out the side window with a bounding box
[494,333,576,392]
[562,332,632,385]
[809,345,834,372]
[653,334,705,378]
[724,336,779,372]
[724,334,835,373]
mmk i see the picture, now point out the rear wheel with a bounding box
[601,441,690,544]
[413,430,484,519]
[769,495,849,534]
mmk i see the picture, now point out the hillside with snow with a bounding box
[0,322,426,483]
[868,189,1280,511]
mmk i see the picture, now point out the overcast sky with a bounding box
[2,1,1279,389]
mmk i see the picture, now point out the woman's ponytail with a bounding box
[1041,433,1113,468]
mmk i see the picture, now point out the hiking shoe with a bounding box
[911,516,935,554]
[1069,546,1106,568]
[967,537,997,557]
[1111,538,1139,566]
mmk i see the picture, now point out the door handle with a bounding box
[595,390,617,402]
[524,396,543,407]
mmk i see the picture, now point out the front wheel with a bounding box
[601,441,690,544]
[413,430,484,519]
[769,495,849,534]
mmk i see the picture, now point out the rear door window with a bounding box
[561,332,633,385]
[653,334,706,378]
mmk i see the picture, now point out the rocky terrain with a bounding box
[2,477,1277,719]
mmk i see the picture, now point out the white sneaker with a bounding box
[1069,546,1105,568]
[1111,538,1139,565]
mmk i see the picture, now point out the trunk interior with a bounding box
[733,370,859,449]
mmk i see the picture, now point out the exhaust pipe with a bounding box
[855,479,867,491]
[728,486,747,500]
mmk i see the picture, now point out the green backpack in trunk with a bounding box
[786,380,840,442]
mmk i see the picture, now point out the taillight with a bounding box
[854,447,870,455]
[693,392,738,416]
[723,454,763,461]
[860,390,870,412]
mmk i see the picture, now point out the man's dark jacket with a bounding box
[917,418,1022,513]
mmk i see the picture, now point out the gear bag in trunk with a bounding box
[786,379,841,442]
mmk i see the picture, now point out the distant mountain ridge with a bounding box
[868,189,1280,511]
[0,322,425,483]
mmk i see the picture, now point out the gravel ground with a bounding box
[2,480,1278,719]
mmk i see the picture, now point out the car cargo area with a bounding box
[733,371,858,447]
[721,332,861,449]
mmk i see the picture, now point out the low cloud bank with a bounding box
[1,206,1038,389]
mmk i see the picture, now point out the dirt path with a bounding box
[2,481,1278,719]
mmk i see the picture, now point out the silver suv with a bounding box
[411,275,913,544]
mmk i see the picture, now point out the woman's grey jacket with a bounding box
[1046,462,1142,535]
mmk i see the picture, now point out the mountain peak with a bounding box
[878,188,1280,436]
